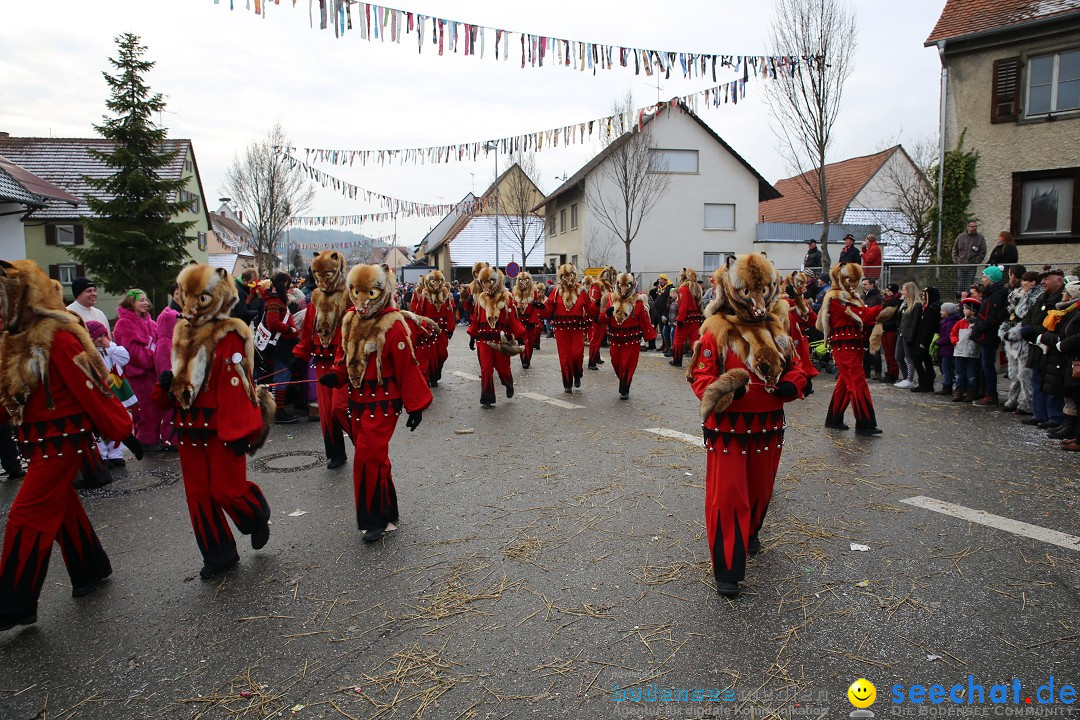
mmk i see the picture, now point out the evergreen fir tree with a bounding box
[72,33,194,299]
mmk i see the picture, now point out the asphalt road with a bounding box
[1,331,1077,720]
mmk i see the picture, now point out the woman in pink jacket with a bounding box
[113,289,161,447]
[154,283,182,450]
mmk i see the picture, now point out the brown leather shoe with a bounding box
[1062,440,1080,452]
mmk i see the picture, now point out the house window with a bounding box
[571,254,578,268]
[559,208,567,234]
[571,203,578,230]
[1011,168,1080,239]
[57,264,78,285]
[703,253,723,272]
[56,225,75,246]
[1026,49,1080,116]
[650,149,698,174]
[547,215,556,237]
[704,203,736,230]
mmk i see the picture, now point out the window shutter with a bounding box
[76,265,85,277]
[73,225,85,245]
[48,264,59,281]
[45,226,56,245]
[991,57,1021,124]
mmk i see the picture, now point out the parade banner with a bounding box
[214,0,814,82]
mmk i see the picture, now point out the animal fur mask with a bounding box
[0,259,74,332]
[829,262,864,298]
[425,270,449,303]
[710,254,782,324]
[514,271,534,293]
[614,272,636,299]
[348,263,395,319]
[557,263,579,288]
[177,264,239,327]
[310,251,347,293]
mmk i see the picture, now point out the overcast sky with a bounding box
[1,0,947,248]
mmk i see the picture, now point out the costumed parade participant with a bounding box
[541,263,598,393]
[467,265,527,408]
[785,270,820,395]
[598,272,656,399]
[671,267,704,367]
[320,264,432,543]
[413,270,456,386]
[587,266,616,370]
[687,254,807,598]
[511,271,544,369]
[165,264,276,579]
[292,251,352,470]
[817,263,894,436]
[0,260,142,630]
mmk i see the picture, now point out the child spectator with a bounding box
[951,298,982,402]
[88,321,136,467]
[937,303,961,396]
[113,289,161,447]
[154,283,182,451]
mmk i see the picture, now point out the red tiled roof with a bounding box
[758,147,899,225]
[0,136,192,220]
[926,0,1080,45]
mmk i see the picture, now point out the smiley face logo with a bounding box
[848,679,876,709]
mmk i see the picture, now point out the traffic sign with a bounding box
[505,262,520,278]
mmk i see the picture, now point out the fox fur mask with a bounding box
[176,264,239,327]
[423,270,450,306]
[348,263,395,319]
[707,254,784,324]
[475,265,510,327]
[311,251,347,294]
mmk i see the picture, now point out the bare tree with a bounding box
[764,0,858,270]
[222,123,314,276]
[583,228,618,268]
[585,93,671,273]
[496,153,546,268]
[855,141,937,264]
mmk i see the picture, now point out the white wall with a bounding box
[0,205,26,260]
[850,151,922,210]
[587,112,762,274]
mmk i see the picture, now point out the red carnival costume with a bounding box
[817,263,891,436]
[0,260,142,630]
[293,251,352,469]
[786,271,820,395]
[467,266,527,407]
[541,263,598,393]
[687,254,806,598]
[671,268,704,366]
[321,264,432,543]
[587,266,616,370]
[599,273,656,399]
[413,271,456,386]
[511,272,544,370]
[167,265,276,579]
[262,280,298,414]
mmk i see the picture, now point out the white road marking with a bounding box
[520,391,584,410]
[645,428,701,446]
[448,371,584,409]
[900,496,1080,552]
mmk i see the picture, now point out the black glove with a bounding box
[225,437,249,457]
[803,378,814,397]
[774,381,799,399]
[447,332,453,340]
[289,357,307,378]
[319,373,340,388]
[469,337,476,350]
[732,385,748,401]
[1020,325,1037,341]
[159,370,173,392]
[533,300,545,309]
[405,411,423,432]
[122,435,144,461]
[606,306,615,317]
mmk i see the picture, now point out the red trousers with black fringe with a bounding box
[826,345,878,430]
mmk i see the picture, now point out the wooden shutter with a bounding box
[48,264,59,280]
[45,225,56,245]
[73,225,85,245]
[991,57,1022,123]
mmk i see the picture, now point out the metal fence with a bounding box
[883,262,1080,302]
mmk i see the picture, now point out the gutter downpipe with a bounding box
[936,40,948,261]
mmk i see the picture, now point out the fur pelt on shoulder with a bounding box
[679,267,703,306]
[422,270,451,308]
[474,266,511,328]
[309,250,351,346]
[512,272,537,314]
[170,317,257,410]
[611,272,641,324]
[340,309,413,387]
[556,263,584,310]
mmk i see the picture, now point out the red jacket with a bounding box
[599,298,657,345]
[468,303,527,343]
[675,284,704,324]
[860,242,882,279]
[263,292,297,340]
[826,299,884,348]
[293,303,340,366]
[542,287,598,331]
[415,296,457,337]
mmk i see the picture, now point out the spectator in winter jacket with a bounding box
[895,282,922,389]
[113,289,161,447]
[803,239,822,271]
[937,303,961,396]
[265,272,300,424]
[951,299,982,401]
[88,320,133,466]
[911,287,941,392]
[1003,272,1043,415]
[880,283,902,382]
[154,283,182,450]
[1050,279,1080,449]
[838,234,861,264]
[971,265,1009,406]
[861,278,883,379]
[232,269,260,324]
[953,221,987,291]
[860,234,883,280]
[1019,267,1066,428]
[987,231,1019,266]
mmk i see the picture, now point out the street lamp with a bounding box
[483,141,499,271]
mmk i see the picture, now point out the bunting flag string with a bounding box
[283,153,492,216]
[297,80,766,169]
[214,0,815,83]
[290,213,408,227]
[288,235,396,250]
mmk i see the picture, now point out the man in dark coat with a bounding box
[838,234,861,264]
[1019,267,1067,428]
[803,240,822,272]
[971,266,1008,405]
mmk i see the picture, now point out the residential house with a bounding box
[927,0,1080,261]
[416,165,546,282]
[371,245,411,273]
[534,103,779,282]
[209,202,256,276]
[757,146,931,268]
[0,155,79,259]
[0,133,211,313]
